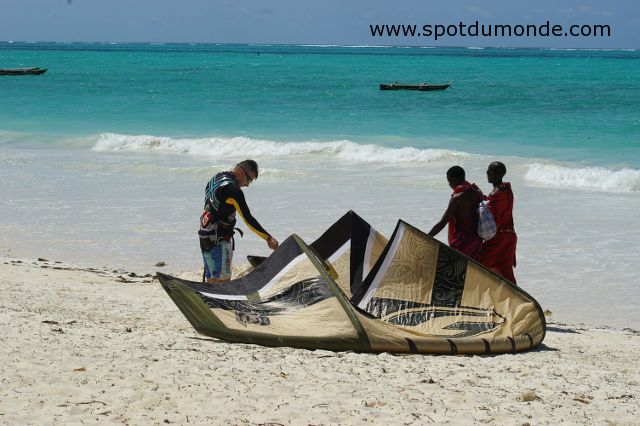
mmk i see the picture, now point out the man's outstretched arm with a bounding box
[223,186,278,249]
[428,196,458,237]
[223,187,271,240]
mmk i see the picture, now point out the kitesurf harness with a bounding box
[198,172,243,249]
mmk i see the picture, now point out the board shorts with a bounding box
[202,240,233,280]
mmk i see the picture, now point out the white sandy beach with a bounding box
[1,256,638,425]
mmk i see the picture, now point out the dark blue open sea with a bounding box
[1,42,639,328]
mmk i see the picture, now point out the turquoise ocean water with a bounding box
[1,43,639,165]
[1,42,639,328]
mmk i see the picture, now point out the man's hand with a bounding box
[267,236,279,250]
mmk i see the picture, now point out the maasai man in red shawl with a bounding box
[428,166,484,259]
[477,161,517,284]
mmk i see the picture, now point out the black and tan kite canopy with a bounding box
[158,211,546,354]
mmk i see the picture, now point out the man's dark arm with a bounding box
[428,196,458,237]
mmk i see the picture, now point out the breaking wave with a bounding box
[525,163,640,192]
[91,132,469,164]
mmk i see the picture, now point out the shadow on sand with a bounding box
[546,325,582,334]
[530,343,560,352]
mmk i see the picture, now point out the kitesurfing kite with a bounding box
[158,211,546,354]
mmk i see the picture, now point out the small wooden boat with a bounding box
[380,82,450,91]
[0,67,48,76]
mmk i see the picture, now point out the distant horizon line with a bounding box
[0,40,636,51]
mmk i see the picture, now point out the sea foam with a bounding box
[525,163,640,192]
[91,133,468,164]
